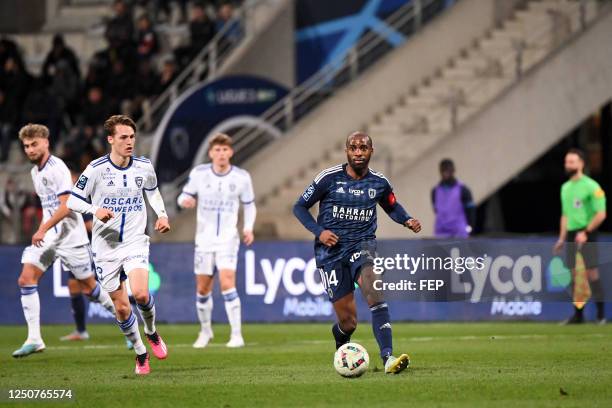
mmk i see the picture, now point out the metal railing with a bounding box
[138,0,262,133]
[225,0,449,165]
[157,0,450,214]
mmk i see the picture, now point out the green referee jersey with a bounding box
[561,175,606,231]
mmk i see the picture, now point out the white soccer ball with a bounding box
[334,342,370,378]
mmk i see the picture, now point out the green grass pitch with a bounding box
[1,322,612,407]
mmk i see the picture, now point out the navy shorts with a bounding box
[318,249,376,303]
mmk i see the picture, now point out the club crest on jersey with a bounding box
[368,188,376,198]
[76,175,88,190]
[574,199,582,208]
[42,177,48,186]
[135,176,143,188]
[230,183,236,192]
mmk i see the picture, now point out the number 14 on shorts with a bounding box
[319,269,338,298]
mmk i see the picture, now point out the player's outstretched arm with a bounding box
[292,182,325,238]
[32,194,71,247]
[378,189,420,233]
[145,187,170,233]
[243,202,256,245]
[177,169,198,209]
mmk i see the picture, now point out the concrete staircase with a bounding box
[251,0,605,239]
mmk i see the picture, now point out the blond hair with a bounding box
[18,124,49,141]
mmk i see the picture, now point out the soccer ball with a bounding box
[334,342,369,378]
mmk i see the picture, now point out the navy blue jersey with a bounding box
[293,163,411,267]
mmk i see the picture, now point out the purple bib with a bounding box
[434,182,468,238]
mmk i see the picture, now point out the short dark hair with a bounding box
[566,148,586,162]
[104,114,136,136]
[439,158,454,171]
[208,133,233,150]
[346,131,373,147]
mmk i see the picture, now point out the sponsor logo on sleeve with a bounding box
[302,184,315,201]
[76,175,88,190]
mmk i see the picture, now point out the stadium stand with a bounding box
[237,0,610,239]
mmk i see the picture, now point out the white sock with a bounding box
[196,293,213,334]
[222,288,241,337]
[20,285,42,344]
[88,282,116,315]
[117,312,146,355]
[136,294,156,335]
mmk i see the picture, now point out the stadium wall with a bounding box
[244,0,500,203]
[377,4,612,237]
[1,239,610,325]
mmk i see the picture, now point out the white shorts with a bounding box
[22,243,94,280]
[94,240,150,292]
[194,244,238,276]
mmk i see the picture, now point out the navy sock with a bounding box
[332,323,354,350]
[70,294,87,333]
[370,302,392,363]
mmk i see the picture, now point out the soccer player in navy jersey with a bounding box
[293,131,421,374]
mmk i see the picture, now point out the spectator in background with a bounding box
[0,37,25,77]
[153,0,188,24]
[83,59,109,96]
[48,60,80,121]
[158,58,178,93]
[132,59,160,120]
[63,86,111,169]
[175,2,215,68]
[81,87,113,133]
[105,60,134,112]
[190,3,216,52]
[0,88,18,162]
[105,0,138,72]
[0,56,30,125]
[105,0,134,51]
[42,34,80,83]
[0,177,26,244]
[22,78,61,146]
[136,15,159,61]
[216,2,241,46]
[431,158,475,238]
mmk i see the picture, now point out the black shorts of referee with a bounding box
[565,230,599,270]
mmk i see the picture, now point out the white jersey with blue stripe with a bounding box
[181,164,254,249]
[70,155,158,256]
[31,155,89,248]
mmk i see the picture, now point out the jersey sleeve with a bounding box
[55,162,74,196]
[378,179,411,225]
[144,163,158,191]
[181,168,199,197]
[292,175,331,237]
[71,164,96,202]
[240,172,255,204]
[591,182,606,212]
[295,175,330,209]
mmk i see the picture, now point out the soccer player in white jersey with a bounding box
[67,115,171,375]
[178,133,256,349]
[12,124,116,358]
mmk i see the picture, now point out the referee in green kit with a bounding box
[554,148,607,324]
